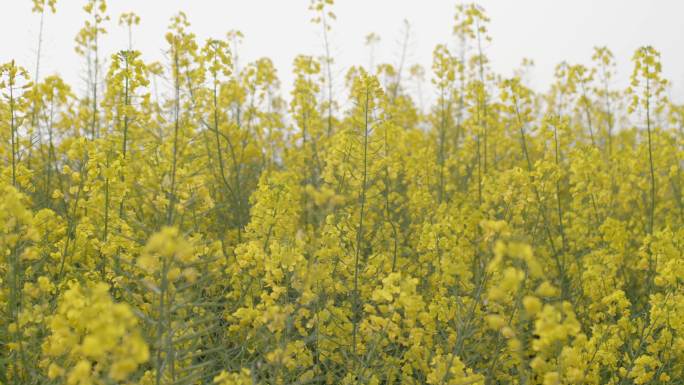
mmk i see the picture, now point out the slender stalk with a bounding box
[646,77,656,234]
[208,54,241,242]
[476,19,488,175]
[102,153,110,278]
[321,12,334,137]
[383,123,399,271]
[438,86,447,203]
[476,100,482,207]
[46,98,56,208]
[352,84,371,359]
[28,10,45,173]
[9,69,17,187]
[167,41,181,226]
[34,11,44,90]
[155,257,168,385]
[90,22,100,140]
[553,121,567,251]
[580,84,596,147]
[119,53,130,218]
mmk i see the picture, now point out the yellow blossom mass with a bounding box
[1,0,684,384]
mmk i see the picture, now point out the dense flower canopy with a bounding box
[2,1,684,384]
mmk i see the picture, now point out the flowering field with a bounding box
[2,0,684,384]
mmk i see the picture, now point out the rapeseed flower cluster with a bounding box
[2,0,684,384]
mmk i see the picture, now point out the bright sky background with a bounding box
[2,0,684,104]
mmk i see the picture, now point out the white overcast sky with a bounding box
[2,0,684,104]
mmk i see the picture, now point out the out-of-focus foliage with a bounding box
[2,1,684,384]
